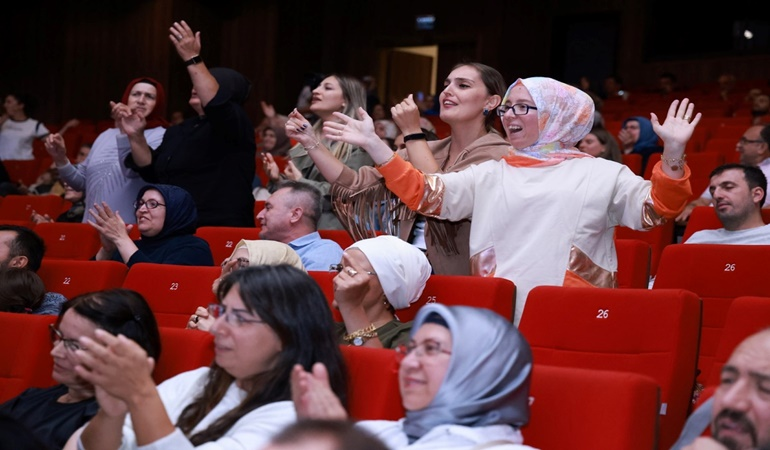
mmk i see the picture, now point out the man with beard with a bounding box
[684,164,770,244]
[672,328,770,450]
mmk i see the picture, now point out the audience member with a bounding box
[362,75,382,116]
[619,115,663,174]
[292,304,534,449]
[123,20,256,228]
[295,71,326,119]
[0,224,66,314]
[264,74,375,230]
[685,164,770,244]
[263,419,389,450]
[657,71,681,98]
[325,77,698,325]
[331,235,431,349]
[370,103,388,121]
[374,118,398,150]
[716,73,742,116]
[45,77,168,224]
[671,327,770,450]
[31,181,86,224]
[256,180,343,270]
[188,239,305,330]
[577,126,623,163]
[285,62,508,275]
[0,267,45,314]
[577,75,604,113]
[0,289,161,450]
[90,183,214,267]
[0,92,78,161]
[750,93,770,125]
[676,124,770,224]
[602,74,630,101]
[67,265,348,449]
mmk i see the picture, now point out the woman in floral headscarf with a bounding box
[317,76,700,325]
[45,77,168,224]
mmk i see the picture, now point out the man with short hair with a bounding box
[672,328,770,450]
[0,224,66,314]
[257,180,343,270]
[685,164,770,244]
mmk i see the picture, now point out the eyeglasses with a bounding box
[395,339,452,360]
[208,304,265,327]
[497,104,538,117]
[221,257,250,270]
[329,263,375,276]
[133,199,166,210]
[49,324,81,352]
[738,137,765,145]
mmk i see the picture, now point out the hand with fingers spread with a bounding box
[169,20,201,62]
[390,94,424,136]
[651,98,701,152]
[291,363,348,420]
[88,202,137,261]
[323,108,395,165]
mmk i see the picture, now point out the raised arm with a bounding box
[322,108,396,165]
[170,20,218,107]
[391,94,440,173]
[285,108,348,183]
[651,98,701,179]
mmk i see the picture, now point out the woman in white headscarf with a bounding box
[331,235,431,349]
[187,239,305,330]
[291,303,536,449]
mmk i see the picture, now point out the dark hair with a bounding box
[4,93,38,116]
[422,311,449,328]
[584,126,623,163]
[450,62,506,131]
[269,419,389,450]
[60,289,161,361]
[0,268,45,313]
[275,180,323,229]
[177,265,347,444]
[0,225,45,272]
[760,124,770,145]
[710,163,768,206]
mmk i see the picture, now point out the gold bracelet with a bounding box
[375,152,397,168]
[662,154,687,171]
[306,141,322,151]
[343,323,378,345]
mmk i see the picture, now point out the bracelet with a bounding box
[662,154,687,171]
[305,141,322,151]
[185,55,203,66]
[403,132,427,142]
[375,152,397,168]
[343,323,378,345]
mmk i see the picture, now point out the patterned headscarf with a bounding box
[347,235,431,310]
[501,77,594,167]
[402,304,532,440]
[229,239,305,272]
[121,77,169,129]
[622,116,660,152]
[135,184,197,240]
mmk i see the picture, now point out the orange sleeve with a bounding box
[650,161,693,218]
[375,154,431,211]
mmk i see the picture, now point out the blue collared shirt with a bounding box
[289,232,344,271]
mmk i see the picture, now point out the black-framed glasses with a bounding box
[497,103,538,117]
[395,339,452,360]
[49,324,81,352]
[207,304,265,327]
[133,199,166,210]
[738,137,765,145]
[328,263,376,276]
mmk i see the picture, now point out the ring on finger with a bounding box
[684,115,692,121]
[191,315,199,324]
[346,268,358,276]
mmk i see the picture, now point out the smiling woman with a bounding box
[90,183,214,267]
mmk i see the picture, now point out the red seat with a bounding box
[522,365,659,450]
[621,153,642,176]
[0,312,57,403]
[38,259,128,301]
[339,345,404,421]
[122,263,221,328]
[254,200,266,217]
[653,244,770,390]
[0,195,64,223]
[153,327,214,384]
[519,286,702,450]
[194,226,262,265]
[615,220,676,276]
[3,160,42,186]
[615,238,652,288]
[35,222,102,260]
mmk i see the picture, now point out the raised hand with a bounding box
[290,363,348,420]
[283,160,304,181]
[263,152,281,182]
[285,108,318,149]
[324,108,395,164]
[169,20,201,61]
[651,98,701,151]
[44,133,69,164]
[391,94,423,135]
[88,202,129,252]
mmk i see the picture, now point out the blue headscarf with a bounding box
[402,304,532,441]
[135,184,198,240]
[623,116,660,151]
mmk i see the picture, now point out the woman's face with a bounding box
[577,132,605,157]
[62,183,83,203]
[3,95,23,116]
[331,248,383,310]
[310,76,345,119]
[135,189,166,237]
[371,103,386,121]
[126,82,158,118]
[398,323,452,411]
[623,120,641,143]
[374,121,388,139]
[500,84,540,149]
[439,65,495,126]
[51,309,98,388]
[210,284,283,390]
[261,129,277,152]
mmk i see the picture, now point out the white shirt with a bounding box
[685,223,770,244]
[0,118,48,160]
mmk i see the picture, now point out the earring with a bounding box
[482,108,489,116]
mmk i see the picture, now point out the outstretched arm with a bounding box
[391,94,440,173]
[323,108,395,165]
[170,20,218,108]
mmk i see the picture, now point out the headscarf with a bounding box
[622,116,660,151]
[121,77,169,129]
[347,235,431,310]
[501,77,594,167]
[402,304,532,441]
[135,184,198,240]
[210,68,252,106]
[228,239,305,271]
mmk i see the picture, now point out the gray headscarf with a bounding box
[402,304,532,441]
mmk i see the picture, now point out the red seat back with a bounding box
[38,259,128,300]
[339,345,404,421]
[0,312,57,403]
[194,226,262,266]
[35,222,102,260]
[153,327,214,384]
[615,238,652,288]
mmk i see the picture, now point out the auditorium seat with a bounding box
[38,259,128,300]
[194,226,262,265]
[0,195,63,223]
[153,327,214,384]
[0,312,57,403]
[339,345,404,421]
[615,219,675,276]
[615,238,652,288]
[34,222,102,260]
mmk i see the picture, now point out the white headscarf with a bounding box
[347,235,431,309]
